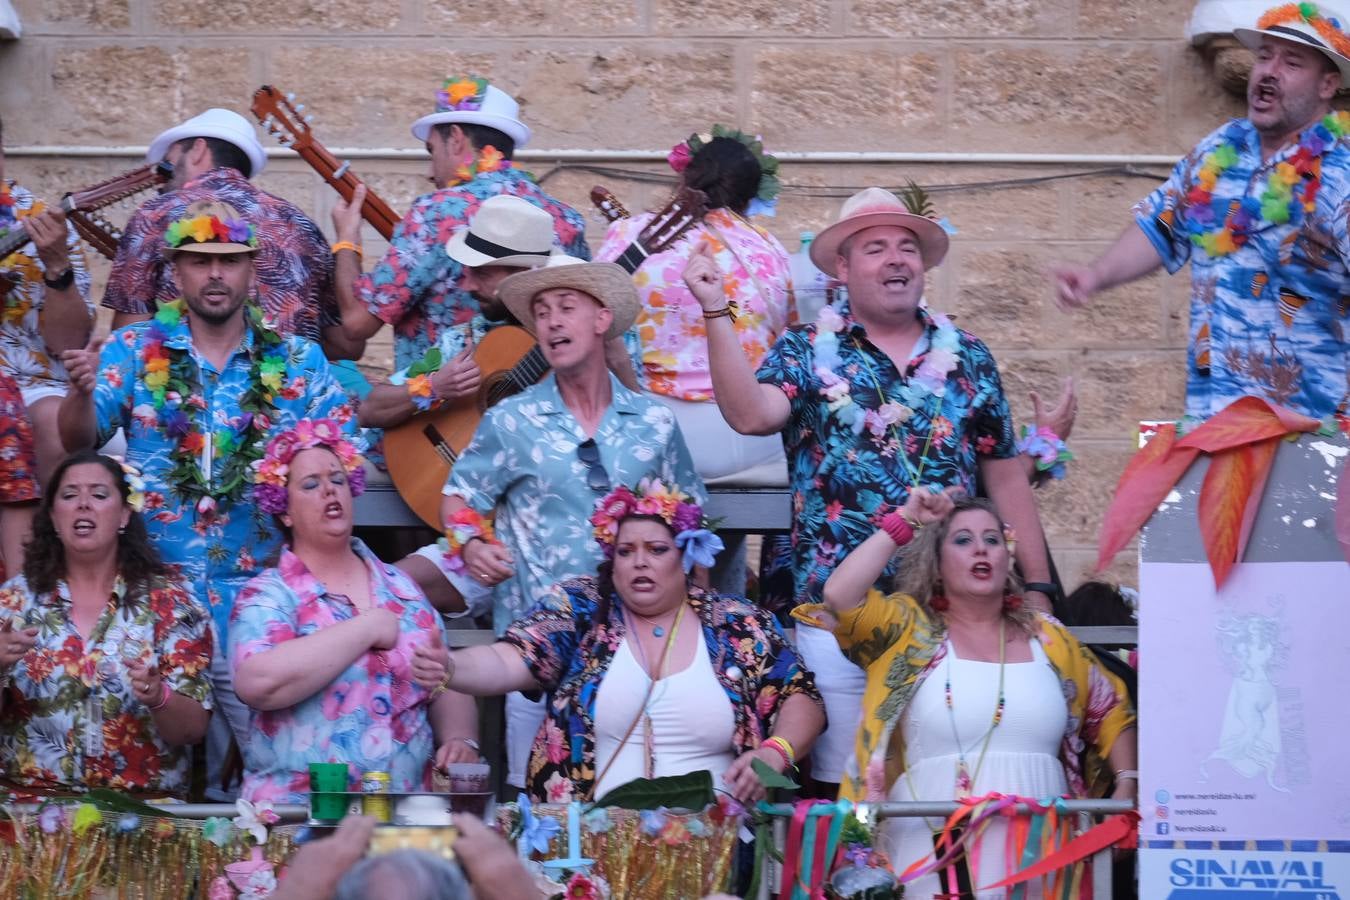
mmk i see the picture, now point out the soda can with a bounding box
[361,770,392,822]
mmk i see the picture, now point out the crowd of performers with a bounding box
[0,2,1348,896]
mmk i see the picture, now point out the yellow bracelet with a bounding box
[702,306,735,321]
[331,240,363,259]
[764,735,796,767]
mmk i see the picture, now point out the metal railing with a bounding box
[754,798,1135,900]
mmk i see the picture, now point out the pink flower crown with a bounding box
[590,478,721,571]
[252,418,365,515]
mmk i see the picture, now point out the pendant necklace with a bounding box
[945,617,1007,798]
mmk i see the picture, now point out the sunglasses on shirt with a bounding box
[576,438,611,493]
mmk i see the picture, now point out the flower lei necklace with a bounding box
[0,182,16,238]
[141,299,285,511]
[450,144,509,187]
[812,303,960,437]
[1186,111,1350,257]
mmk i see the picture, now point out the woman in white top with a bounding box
[424,479,825,804]
[796,489,1137,898]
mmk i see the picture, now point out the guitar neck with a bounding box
[0,227,30,262]
[291,141,401,241]
[504,345,551,395]
[611,240,651,276]
[69,210,122,260]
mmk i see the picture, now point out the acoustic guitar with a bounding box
[382,184,709,528]
[251,85,402,240]
[0,162,170,263]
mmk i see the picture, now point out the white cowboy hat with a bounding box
[445,195,556,269]
[1234,5,1350,87]
[809,187,950,278]
[411,78,531,148]
[498,254,639,340]
[146,108,268,178]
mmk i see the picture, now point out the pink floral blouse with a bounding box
[597,208,794,402]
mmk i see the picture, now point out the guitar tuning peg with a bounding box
[295,103,305,112]
[286,92,296,102]
[303,114,314,124]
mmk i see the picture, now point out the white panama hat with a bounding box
[146,108,268,178]
[411,77,531,148]
[445,195,556,269]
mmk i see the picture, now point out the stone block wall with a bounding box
[0,0,1248,590]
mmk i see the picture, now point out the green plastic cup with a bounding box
[308,762,350,821]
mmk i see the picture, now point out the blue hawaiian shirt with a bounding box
[442,372,704,634]
[357,167,590,372]
[755,301,1017,605]
[1135,117,1350,420]
[230,539,445,804]
[92,307,360,642]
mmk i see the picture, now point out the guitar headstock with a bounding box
[590,185,630,223]
[636,186,708,255]
[252,85,315,153]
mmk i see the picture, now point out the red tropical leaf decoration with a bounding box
[1097,398,1323,586]
[1095,424,1199,573]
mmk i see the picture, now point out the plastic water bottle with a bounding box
[789,232,832,324]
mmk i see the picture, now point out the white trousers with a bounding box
[506,691,547,789]
[794,622,866,784]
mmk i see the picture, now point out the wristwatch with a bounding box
[43,266,74,290]
[455,737,481,753]
[1023,581,1058,598]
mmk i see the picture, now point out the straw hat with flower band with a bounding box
[497,254,640,340]
[1235,2,1350,87]
[808,186,951,278]
[163,200,260,258]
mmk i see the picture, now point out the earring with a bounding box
[930,594,950,612]
[1002,593,1022,612]
[117,526,126,534]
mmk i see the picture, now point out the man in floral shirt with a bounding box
[332,77,589,373]
[58,201,360,798]
[102,109,360,361]
[690,187,1053,793]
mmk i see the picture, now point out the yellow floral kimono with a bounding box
[794,590,1135,802]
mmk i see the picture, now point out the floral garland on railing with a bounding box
[142,299,285,512]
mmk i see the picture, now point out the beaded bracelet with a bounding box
[1016,425,1074,480]
[407,373,439,413]
[444,508,497,576]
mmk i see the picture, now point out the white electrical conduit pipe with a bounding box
[4,145,1180,166]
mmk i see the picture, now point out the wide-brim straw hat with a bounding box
[1234,7,1350,87]
[445,195,556,269]
[809,187,950,277]
[411,80,531,147]
[147,108,268,178]
[499,254,639,340]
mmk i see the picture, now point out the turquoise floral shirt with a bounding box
[229,539,446,804]
[91,306,360,642]
[356,167,589,372]
[442,372,703,634]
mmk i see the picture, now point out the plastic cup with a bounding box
[446,762,490,793]
[308,762,350,821]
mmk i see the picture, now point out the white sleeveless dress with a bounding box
[885,639,1069,899]
[592,629,738,799]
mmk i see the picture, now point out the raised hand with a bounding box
[1030,376,1077,440]
[1051,262,1099,312]
[0,617,38,670]
[681,239,727,312]
[901,485,957,528]
[331,184,367,245]
[59,335,104,395]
